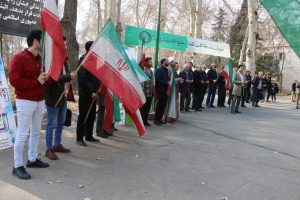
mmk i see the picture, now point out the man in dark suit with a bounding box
[154,58,170,125]
[217,73,226,107]
[199,65,209,109]
[245,70,252,103]
[76,41,101,146]
[192,65,203,111]
[140,57,154,126]
[206,63,218,108]
[179,63,193,112]
[252,71,263,107]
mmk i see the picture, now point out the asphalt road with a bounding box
[0,95,300,200]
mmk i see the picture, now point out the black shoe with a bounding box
[254,105,260,107]
[144,122,152,126]
[26,158,49,168]
[221,105,226,107]
[235,110,241,113]
[96,131,108,138]
[241,105,247,108]
[77,141,87,146]
[159,120,166,124]
[200,106,205,109]
[196,109,202,112]
[231,111,236,114]
[12,166,31,180]
[153,120,161,126]
[217,105,222,108]
[86,137,100,142]
[112,127,118,131]
[206,105,210,108]
[210,105,216,108]
[246,101,250,103]
[104,130,113,136]
[296,107,298,109]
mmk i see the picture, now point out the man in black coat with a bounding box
[217,73,226,107]
[76,41,101,146]
[206,63,218,108]
[153,58,170,126]
[245,70,252,103]
[179,63,193,112]
[292,80,297,102]
[192,65,203,111]
[200,65,209,109]
[252,71,263,107]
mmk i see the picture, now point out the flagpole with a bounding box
[154,0,162,74]
[41,30,45,72]
[54,64,83,107]
[84,91,99,124]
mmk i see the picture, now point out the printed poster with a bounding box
[0,55,17,150]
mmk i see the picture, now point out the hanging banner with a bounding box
[0,55,17,150]
[0,0,46,36]
[124,25,231,58]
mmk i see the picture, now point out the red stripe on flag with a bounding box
[124,106,146,137]
[40,7,66,81]
[220,71,230,90]
[83,52,144,114]
[103,89,114,132]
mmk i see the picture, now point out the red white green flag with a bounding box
[40,0,66,81]
[220,60,233,90]
[80,19,146,136]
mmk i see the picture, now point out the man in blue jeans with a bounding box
[206,63,218,108]
[44,37,77,160]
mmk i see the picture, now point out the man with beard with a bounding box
[179,64,193,112]
[199,65,209,109]
[153,58,170,125]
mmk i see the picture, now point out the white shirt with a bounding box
[238,72,244,86]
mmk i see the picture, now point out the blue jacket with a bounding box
[179,71,193,91]
[155,66,169,93]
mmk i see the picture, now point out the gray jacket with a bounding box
[232,72,244,96]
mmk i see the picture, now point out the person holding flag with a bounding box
[44,37,77,160]
[9,30,51,180]
[76,41,101,146]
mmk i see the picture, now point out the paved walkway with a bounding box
[0,96,300,200]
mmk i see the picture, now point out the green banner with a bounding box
[125,25,188,51]
[260,0,300,58]
[124,25,231,58]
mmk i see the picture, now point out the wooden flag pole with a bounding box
[54,64,82,107]
[84,91,99,124]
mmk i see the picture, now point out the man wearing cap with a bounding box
[76,41,101,146]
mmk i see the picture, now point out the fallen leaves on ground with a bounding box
[37,152,44,155]
[221,197,228,200]
[96,158,101,160]
[47,181,52,184]
[56,180,62,183]
[84,198,93,200]
[77,184,84,188]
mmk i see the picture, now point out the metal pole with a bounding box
[154,0,162,73]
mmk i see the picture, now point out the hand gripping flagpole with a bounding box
[83,91,99,124]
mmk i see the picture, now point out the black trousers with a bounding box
[140,96,153,123]
[180,88,191,111]
[246,86,251,102]
[217,88,226,106]
[252,89,260,106]
[192,92,201,110]
[154,92,168,121]
[241,87,246,106]
[76,95,96,141]
[96,105,105,133]
[199,87,207,107]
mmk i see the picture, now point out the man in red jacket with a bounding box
[9,30,51,180]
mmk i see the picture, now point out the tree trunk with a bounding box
[194,0,203,65]
[109,0,116,25]
[97,0,102,34]
[104,0,108,22]
[239,25,249,65]
[245,0,258,76]
[136,0,139,27]
[279,47,285,93]
[116,0,122,39]
[61,0,79,90]
[225,0,248,53]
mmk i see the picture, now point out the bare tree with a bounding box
[60,0,79,89]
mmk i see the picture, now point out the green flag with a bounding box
[260,0,300,58]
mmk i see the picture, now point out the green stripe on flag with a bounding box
[260,0,300,58]
[113,95,121,122]
[227,61,233,87]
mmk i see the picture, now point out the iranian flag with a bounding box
[167,66,177,119]
[80,19,146,136]
[220,60,233,90]
[40,0,66,81]
[138,37,146,69]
